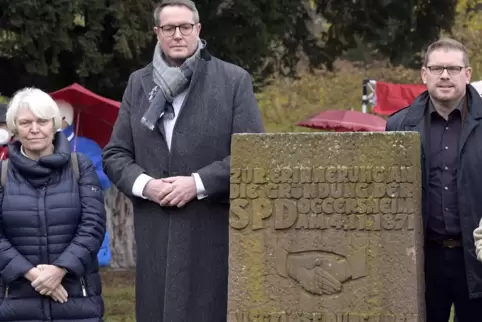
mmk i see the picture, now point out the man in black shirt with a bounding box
[386,38,482,322]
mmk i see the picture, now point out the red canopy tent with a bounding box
[49,83,120,148]
[372,82,426,115]
[296,109,387,132]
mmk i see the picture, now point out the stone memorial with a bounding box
[228,132,424,322]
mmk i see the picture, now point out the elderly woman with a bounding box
[0,88,106,321]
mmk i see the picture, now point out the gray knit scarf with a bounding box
[141,38,205,130]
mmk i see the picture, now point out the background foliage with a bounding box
[0,0,463,99]
[0,1,478,321]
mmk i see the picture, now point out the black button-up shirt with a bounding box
[426,100,463,239]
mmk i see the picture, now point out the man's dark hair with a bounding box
[423,38,469,67]
[153,0,200,26]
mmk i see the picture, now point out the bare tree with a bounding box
[104,186,136,268]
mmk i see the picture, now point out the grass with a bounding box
[100,268,456,321]
[101,268,136,322]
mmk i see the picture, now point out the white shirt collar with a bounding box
[20,145,30,159]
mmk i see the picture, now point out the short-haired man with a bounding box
[102,1,264,321]
[386,38,482,321]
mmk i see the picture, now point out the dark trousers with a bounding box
[425,241,482,322]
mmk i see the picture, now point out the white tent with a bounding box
[470,80,482,96]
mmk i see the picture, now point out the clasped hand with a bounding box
[143,176,197,208]
[27,265,68,303]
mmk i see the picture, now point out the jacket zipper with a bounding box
[4,286,8,298]
[80,278,87,297]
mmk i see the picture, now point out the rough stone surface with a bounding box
[228,132,424,322]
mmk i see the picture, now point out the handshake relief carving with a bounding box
[275,245,367,296]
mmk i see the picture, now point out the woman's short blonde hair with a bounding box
[6,87,62,134]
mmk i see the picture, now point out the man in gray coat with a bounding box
[102,0,265,321]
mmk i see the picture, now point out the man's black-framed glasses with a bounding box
[158,23,195,37]
[426,65,466,75]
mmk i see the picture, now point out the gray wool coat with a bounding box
[102,48,265,322]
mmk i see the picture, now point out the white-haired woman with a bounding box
[0,87,105,321]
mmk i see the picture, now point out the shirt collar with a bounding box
[429,97,464,116]
[20,145,30,159]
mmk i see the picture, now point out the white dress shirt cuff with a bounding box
[192,173,208,200]
[475,218,482,262]
[132,174,154,199]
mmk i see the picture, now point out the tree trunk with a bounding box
[104,185,136,268]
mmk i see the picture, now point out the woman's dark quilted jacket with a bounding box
[0,132,106,321]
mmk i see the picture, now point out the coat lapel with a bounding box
[459,111,477,157]
[173,58,207,128]
[402,95,428,152]
[459,87,482,155]
[171,50,211,134]
[140,63,156,100]
[401,93,430,183]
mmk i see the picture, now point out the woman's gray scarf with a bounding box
[141,39,205,130]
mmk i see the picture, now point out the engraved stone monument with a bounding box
[228,132,424,322]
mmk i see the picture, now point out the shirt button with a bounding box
[445,166,449,170]
[445,127,449,130]
[445,146,448,150]
[445,207,449,211]
[444,186,448,190]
